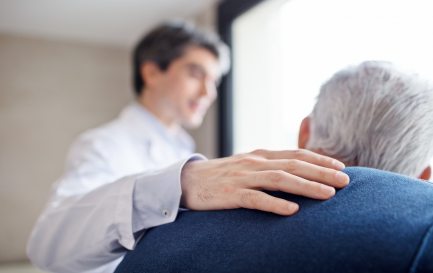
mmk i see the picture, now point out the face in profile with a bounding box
[151,46,221,128]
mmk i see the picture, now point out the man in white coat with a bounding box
[27,21,350,273]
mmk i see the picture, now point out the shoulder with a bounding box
[343,167,433,205]
[72,118,127,154]
[116,167,433,273]
[344,167,433,273]
[410,223,433,273]
[72,103,148,153]
[66,105,149,167]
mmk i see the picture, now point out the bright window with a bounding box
[232,0,433,155]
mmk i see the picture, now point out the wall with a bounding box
[0,34,131,262]
[189,2,219,159]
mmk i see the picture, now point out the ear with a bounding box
[140,62,162,90]
[419,165,431,181]
[298,117,311,149]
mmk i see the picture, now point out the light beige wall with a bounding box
[0,34,131,262]
[189,3,219,159]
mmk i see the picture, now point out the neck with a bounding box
[138,90,179,132]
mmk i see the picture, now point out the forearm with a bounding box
[27,175,136,272]
[27,156,204,272]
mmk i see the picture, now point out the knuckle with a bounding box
[222,185,235,194]
[290,177,304,189]
[317,154,329,164]
[268,170,286,184]
[236,156,260,166]
[233,153,248,160]
[290,149,303,157]
[317,154,334,166]
[240,191,260,208]
[292,149,311,160]
[268,200,283,213]
[286,159,301,172]
[320,169,333,180]
[308,183,330,198]
[308,182,322,192]
[232,157,242,165]
[319,185,335,198]
[265,204,278,214]
[251,149,268,157]
[229,169,247,178]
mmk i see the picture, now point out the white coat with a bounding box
[27,102,203,273]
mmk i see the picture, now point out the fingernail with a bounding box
[333,160,345,169]
[335,171,350,186]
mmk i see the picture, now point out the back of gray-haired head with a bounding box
[308,61,433,177]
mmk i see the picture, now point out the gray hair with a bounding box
[307,61,433,177]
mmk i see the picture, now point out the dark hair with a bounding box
[132,21,230,96]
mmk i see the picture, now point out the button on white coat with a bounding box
[162,209,170,217]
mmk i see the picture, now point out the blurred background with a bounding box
[0,0,218,272]
[1,0,433,272]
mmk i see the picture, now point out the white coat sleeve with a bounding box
[26,133,206,273]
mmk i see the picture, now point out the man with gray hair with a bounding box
[298,60,433,180]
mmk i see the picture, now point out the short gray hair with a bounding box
[308,61,433,177]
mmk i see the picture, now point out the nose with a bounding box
[200,78,217,100]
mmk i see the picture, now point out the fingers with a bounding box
[246,170,336,200]
[237,189,299,216]
[252,159,349,188]
[251,149,345,170]
[181,150,349,216]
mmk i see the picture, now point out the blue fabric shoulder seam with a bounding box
[409,222,433,273]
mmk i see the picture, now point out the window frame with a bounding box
[217,0,266,157]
